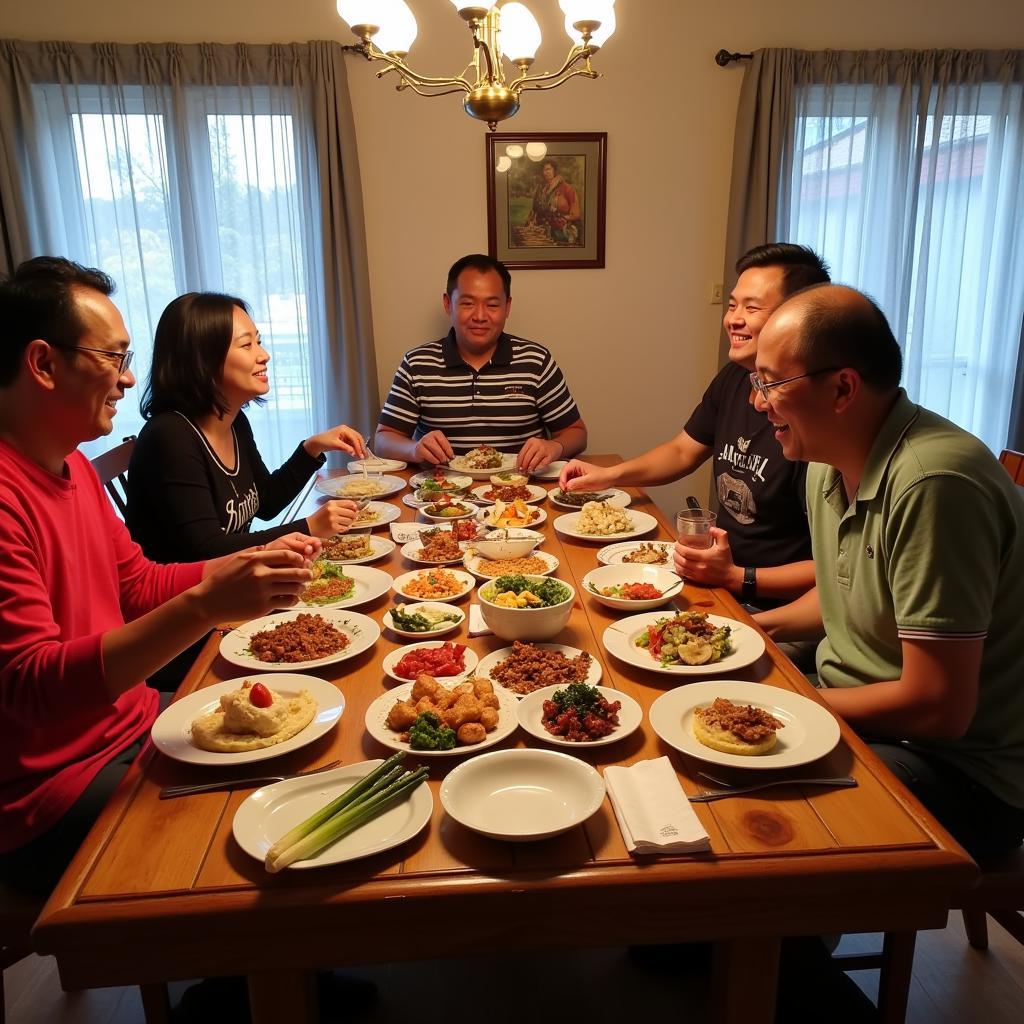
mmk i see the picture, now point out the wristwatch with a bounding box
[741,566,758,603]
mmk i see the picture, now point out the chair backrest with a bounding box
[998,448,1024,485]
[90,435,136,517]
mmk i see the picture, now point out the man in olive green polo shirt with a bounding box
[754,284,1024,864]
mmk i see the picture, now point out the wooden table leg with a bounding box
[139,982,171,1024]
[710,937,781,1024]
[877,931,916,1024]
[247,969,318,1024]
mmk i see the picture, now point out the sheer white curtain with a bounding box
[785,52,1024,453]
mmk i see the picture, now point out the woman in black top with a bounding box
[126,292,368,563]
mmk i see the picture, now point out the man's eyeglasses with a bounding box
[52,344,134,375]
[749,367,838,402]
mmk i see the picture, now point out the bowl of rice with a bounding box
[478,574,575,641]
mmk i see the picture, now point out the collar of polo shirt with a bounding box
[442,328,514,369]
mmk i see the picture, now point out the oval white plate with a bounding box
[151,674,344,766]
[477,504,548,530]
[220,609,381,671]
[597,541,675,566]
[232,759,432,869]
[418,502,478,523]
[516,684,643,749]
[345,457,407,473]
[445,452,518,479]
[440,748,605,841]
[463,549,560,581]
[475,643,603,698]
[553,509,659,543]
[530,460,567,481]
[314,474,406,500]
[409,470,474,488]
[364,680,519,758]
[470,483,547,505]
[292,564,394,612]
[382,602,466,639]
[648,680,841,770]
[548,488,632,511]
[381,640,479,685]
[347,501,402,531]
[601,611,766,676]
[320,535,396,565]
[391,568,476,603]
[400,537,467,566]
[402,492,477,511]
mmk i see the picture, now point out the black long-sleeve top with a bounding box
[125,411,323,562]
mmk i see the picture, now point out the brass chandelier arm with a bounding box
[348,44,473,94]
[393,80,473,99]
[518,67,599,92]
[507,46,596,92]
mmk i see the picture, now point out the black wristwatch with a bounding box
[741,566,757,603]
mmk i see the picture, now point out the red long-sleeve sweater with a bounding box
[0,441,203,852]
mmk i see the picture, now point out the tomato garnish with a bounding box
[249,682,274,707]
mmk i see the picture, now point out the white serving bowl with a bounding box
[580,563,684,612]
[420,501,477,522]
[472,528,544,561]
[477,575,575,641]
[439,748,605,841]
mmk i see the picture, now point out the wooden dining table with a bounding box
[32,458,977,1024]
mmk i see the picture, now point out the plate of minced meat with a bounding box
[475,641,604,698]
[220,609,381,671]
[516,683,642,748]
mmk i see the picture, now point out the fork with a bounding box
[688,773,857,803]
[159,759,342,799]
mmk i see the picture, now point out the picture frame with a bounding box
[486,132,606,270]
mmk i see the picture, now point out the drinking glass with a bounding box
[675,509,717,549]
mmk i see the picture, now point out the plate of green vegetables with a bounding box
[233,753,432,870]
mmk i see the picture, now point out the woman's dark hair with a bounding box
[542,159,558,174]
[141,292,254,420]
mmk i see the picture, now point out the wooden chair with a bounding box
[998,448,1024,485]
[90,435,136,517]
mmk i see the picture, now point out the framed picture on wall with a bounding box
[486,132,606,270]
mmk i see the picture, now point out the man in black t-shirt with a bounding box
[560,244,830,605]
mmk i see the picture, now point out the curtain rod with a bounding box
[715,49,753,66]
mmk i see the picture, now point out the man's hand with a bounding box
[191,549,314,623]
[264,532,322,561]
[304,424,368,459]
[517,437,563,473]
[306,500,359,538]
[558,459,616,492]
[414,430,455,465]
[672,528,743,590]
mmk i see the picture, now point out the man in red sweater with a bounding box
[0,257,317,895]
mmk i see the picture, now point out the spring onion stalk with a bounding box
[264,752,406,867]
[265,764,430,873]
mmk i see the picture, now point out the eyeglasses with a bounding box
[52,344,134,375]
[749,367,838,402]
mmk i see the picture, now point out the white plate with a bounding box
[580,563,684,612]
[440,748,605,841]
[220,609,381,671]
[391,568,476,603]
[232,759,432,868]
[400,537,467,565]
[516,685,643,749]
[601,611,766,676]
[409,470,474,487]
[530,460,567,481]
[548,488,632,511]
[151,675,344,766]
[477,504,548,530]
[418,501,478,522]
[314,474,406,500]
[364,680,519,758]
[320,535,396,565]
[347,501,402,531]
[553,509,659,543]
[345,457,407,474]
[648,680,842,770]
[402,492,478,511]
[381,640,479,685]
[382,602,466,639]
[470,483,547,505]
[292,564,394,611]
[446,452,518,479]
[597,541,675,566]
[462,549,559,580]
[475,643,603,698]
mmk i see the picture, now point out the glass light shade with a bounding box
[449,0,498,11]
[337,1,385,29]
[505,144,524,158]
[499,3,542,62]
[373,0,418,52]
[496,155,512,172]
[558,0,614,22]
[525,141,548,161]
[563,4,615,48]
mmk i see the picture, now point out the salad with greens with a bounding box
[388,604,462,634]
[482,574,572,608]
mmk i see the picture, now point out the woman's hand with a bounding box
[306,499,359,538]
[264,532,322,561]
[304,424,368,459]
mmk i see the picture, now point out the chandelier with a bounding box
[336,1,616,130]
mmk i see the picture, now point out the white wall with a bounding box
[3,0,1022,514]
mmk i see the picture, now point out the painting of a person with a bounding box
[526,159,582,245]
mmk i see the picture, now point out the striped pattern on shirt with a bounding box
[377,331,581,453]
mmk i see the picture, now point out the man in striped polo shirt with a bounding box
[374,254,587,472]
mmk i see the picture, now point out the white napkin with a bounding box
[390,522,429,543]
[468,604,492,637]
[604,756,710,855]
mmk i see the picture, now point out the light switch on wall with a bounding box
[710,283,724,304]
